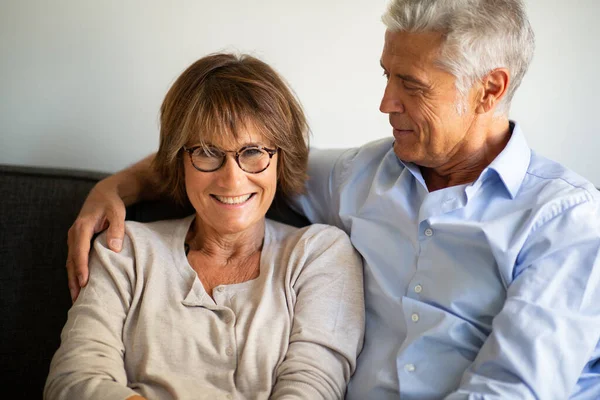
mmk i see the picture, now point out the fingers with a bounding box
[66,219,93,302]
[105,205,126,252]
[64,182,128,303]
[66,259,81,303]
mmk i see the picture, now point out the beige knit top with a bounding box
[44,216,365,400]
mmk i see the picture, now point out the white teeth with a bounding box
[214,194,252,204]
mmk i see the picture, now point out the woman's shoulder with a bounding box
[102,215,193,254]
[264,220,362,283]
[133,214,193,233]
[265,219,352,250]
[124,216,190,236]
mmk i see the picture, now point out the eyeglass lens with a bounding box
[191,146,271,173]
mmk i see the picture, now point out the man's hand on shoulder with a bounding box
[66,153,159,302]
[66,177,126,302]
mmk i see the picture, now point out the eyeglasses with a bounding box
[183,145,278,173]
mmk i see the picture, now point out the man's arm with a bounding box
[66,153,159,302]
[445,196,600,399]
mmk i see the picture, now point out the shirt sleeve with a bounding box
[44,233,140,400]
[290,147,357,227]
[445,195,600,399]
[270,225,366,399]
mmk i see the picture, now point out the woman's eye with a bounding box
[194,147,220,158]
[242,148,264,158]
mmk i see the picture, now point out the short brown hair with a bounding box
[152,53,310,205]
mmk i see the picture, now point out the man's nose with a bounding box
[379,82,405,114]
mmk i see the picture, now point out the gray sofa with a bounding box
[0,163,308,398]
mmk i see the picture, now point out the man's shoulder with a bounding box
[329,137,398,184]
[523,151,599,201]
[310,136,394,169]
[349,136,396,164]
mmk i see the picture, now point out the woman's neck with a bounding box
[187,217,265,264]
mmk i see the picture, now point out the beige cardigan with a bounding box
[45,216,365,400]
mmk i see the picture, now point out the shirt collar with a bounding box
[483,121,531,199]
[397,156,427,188]
[395,121,531,198]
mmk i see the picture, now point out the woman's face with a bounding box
[183,127,278,236]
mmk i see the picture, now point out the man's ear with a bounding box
[476,68,510,114]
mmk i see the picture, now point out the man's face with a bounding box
[380,30,479,169]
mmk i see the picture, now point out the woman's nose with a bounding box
[216,155,245,187]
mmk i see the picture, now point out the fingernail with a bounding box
[109,238,122,251]
[78,275,85,287]
[69,288,76,303]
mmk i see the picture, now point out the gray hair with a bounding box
[382,0,535,115]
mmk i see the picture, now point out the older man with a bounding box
[66,0,600,398]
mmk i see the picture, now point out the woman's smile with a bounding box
[211,193,256,206]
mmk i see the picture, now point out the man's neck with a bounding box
[421,118,512,192]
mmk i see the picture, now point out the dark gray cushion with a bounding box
[0,165,106,398]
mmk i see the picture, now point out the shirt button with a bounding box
[405,363,416,373]
[414,284,423,293]
[424,228,433,237]
[225,347,234,356]
[216,287,225,293]
[411,313,420,322]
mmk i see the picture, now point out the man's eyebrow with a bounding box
[380,60,429,88]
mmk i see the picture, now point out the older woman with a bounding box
[44,53,365,400]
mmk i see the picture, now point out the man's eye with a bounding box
[382,71,390,80]
[402,82,421,92]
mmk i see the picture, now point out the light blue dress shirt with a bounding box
[294,122,600,399]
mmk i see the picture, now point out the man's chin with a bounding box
[392,141,416,164]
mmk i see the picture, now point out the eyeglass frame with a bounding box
[182,145,278,173]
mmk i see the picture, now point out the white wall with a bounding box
[1,0,599,186]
